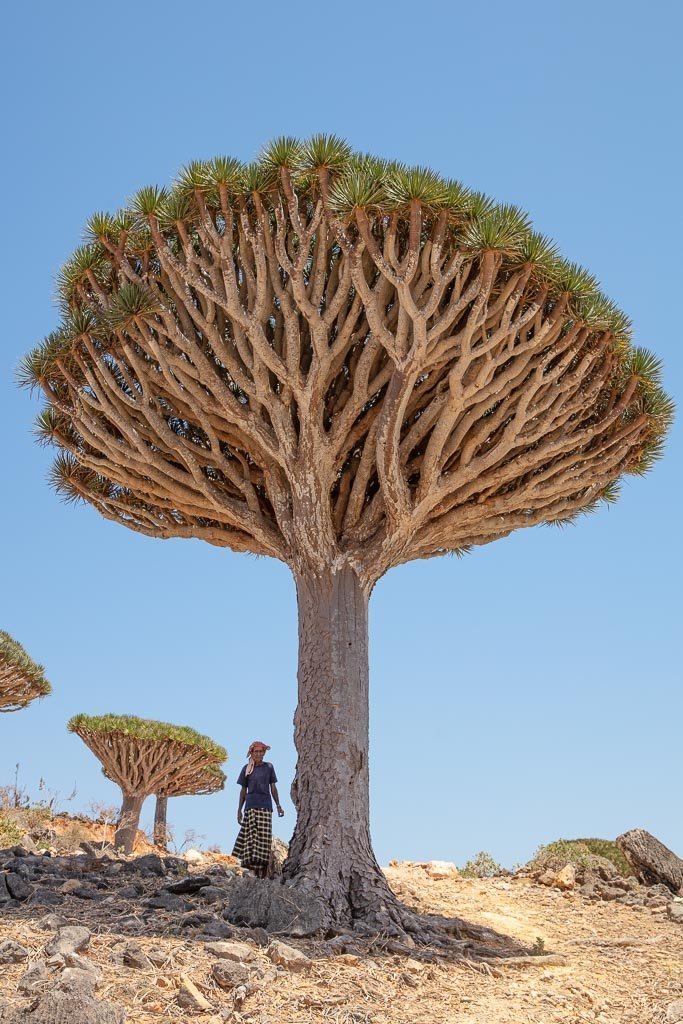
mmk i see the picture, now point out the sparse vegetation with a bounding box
[0,815,24,848]
[530,838,634,876]
[459,851,503,878]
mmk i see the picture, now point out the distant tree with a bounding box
[68,714,226,854]
[26,137,673,937]
[0,631,51,713]
[153,763,225,850]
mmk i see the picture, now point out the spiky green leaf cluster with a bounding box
[0,631,51,696]
[19,133,673,492]
[31,133,650,330]
[68,714,227,762]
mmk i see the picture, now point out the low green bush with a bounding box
[0,814,24,849]
[529,838,633,877]
[459,851,503,878]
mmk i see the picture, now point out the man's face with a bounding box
[252,746,266,764]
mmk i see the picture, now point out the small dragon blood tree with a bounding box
[0,631,51,713]
[153,763,226,849]
[68,714,227,854]
[27,136,673,939]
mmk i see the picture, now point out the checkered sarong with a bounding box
[232,808,272,869]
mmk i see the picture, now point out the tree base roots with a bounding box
[226,875,526,962]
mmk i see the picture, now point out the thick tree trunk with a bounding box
[617,829,683,892]
[114,793,144,855]
[283,564,402,930]
[154,795,168,850]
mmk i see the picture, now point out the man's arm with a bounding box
[237,785,247,824]
[270,783,284,817]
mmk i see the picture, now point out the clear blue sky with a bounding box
[1,0,680,868]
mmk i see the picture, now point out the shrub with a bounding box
[529,838,634,877]
[0,814,24,849]
[459,851,502,878]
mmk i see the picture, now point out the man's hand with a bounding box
[277,805,285,818]
[237,810,243,825]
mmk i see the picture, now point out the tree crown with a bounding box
[156,762,227,798]
[21,135,674,584]
[0,631,51,709]
[68,713,227,761]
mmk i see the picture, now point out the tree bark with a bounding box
[154,795,168,850]
[114,793,145,855]
[616,829,683,893]
[283,564,402,930]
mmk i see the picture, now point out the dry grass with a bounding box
[0,862,682,1022]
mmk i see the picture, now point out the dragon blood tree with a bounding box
[0,631,51,713]
[153,763,226,850]
[24,136,672,935]
[68,714,227,854]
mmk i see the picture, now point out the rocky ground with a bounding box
[0,837,682,1023]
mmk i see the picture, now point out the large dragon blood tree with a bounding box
[68,714,227,854]
[0,631,51,713]
[153,763,226,850]
[24,136,672,934]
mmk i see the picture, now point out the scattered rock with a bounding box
[144,892,190,912]
[211,960,250,990]
[130,854,166,876]
[38,913,67,930]
[424,860,459,880]
[667,998,683,1022]
[205,940,255,962]
[121,944,152,970]
[30,890,65,906]
[555,864,577,890]
[117,884,142,898]
[63,952,102,983]
[17,961,49,995]
[60,879,83,894]
[166,874,212,894]
[200,921,235,939]
[177,974,212,1012]
[185,849,205,864]
[336,952,361,965]
[266,939,311,972]
[199,885,225,905]
[0,940,29,964]
[667,901,683,924]
[243,926,270,947]
[178,910,219,930]
[233,981,259,1010]
[4,873,31,901]
[46,925,92,956]
[594,883,629,901]
[57,967,99,996]
[72,885,106,901]
[146,947,168,967]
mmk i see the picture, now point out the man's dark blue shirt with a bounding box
[236,762,277,811]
